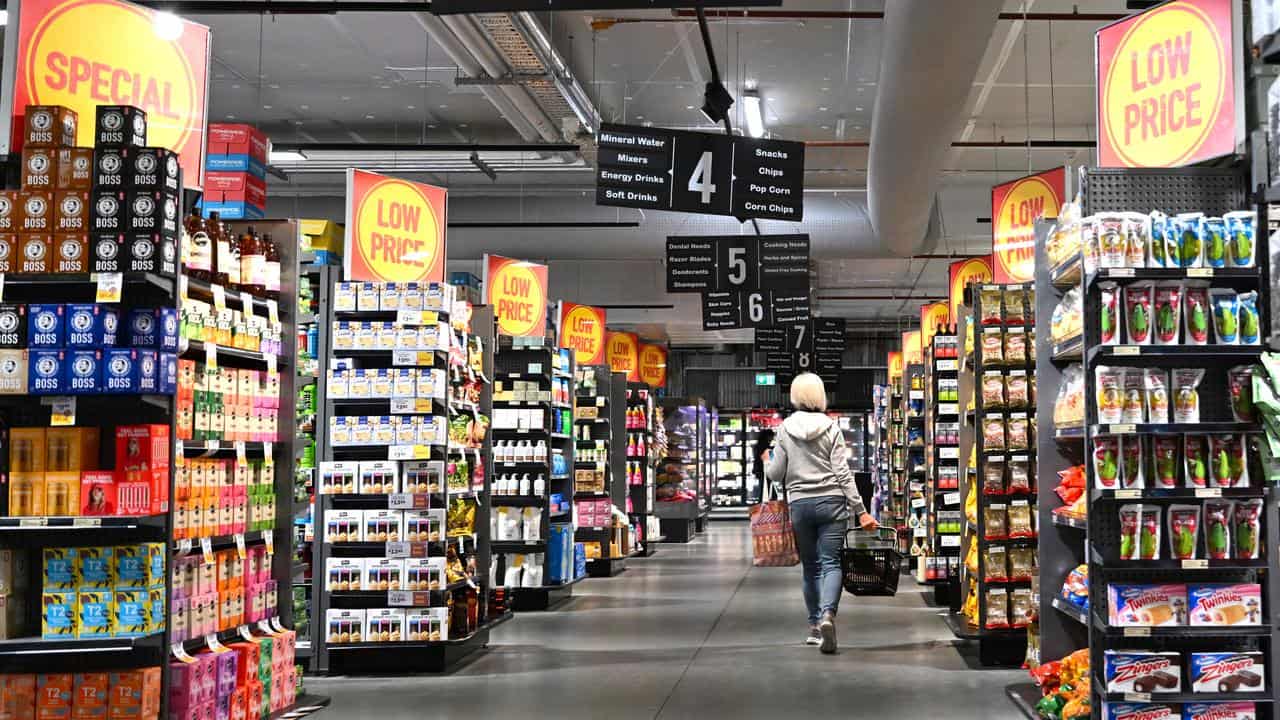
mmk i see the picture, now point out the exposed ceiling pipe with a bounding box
[439,14,563,143]
[510,12,601,134]
[805,139,1096,149]
[414,12,544,142]
[671,9,1124,21]
[867,0,1005,257]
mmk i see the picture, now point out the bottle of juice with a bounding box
[263,232,281,301]
[183,207,213,282]
[239,226,265,296]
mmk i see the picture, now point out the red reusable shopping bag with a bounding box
[749,482,799,567]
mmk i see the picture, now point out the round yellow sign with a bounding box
[354,179,443,283]
[1101,3,1227,167]
[25,0,199,156]
[490,261,545,337]
[562,305,604,364]
[994,177,1060,283]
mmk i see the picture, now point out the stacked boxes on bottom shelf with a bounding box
[0,669,162,720]
[38,542,165,639]
[170,631,299,720]
[170,546,277,644]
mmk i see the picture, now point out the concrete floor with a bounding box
[308,523,1024,719]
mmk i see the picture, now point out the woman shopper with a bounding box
[750,428,776,504]
[764,373,877,654]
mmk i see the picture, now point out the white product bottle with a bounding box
[494,441,506,463]
[534,440,547,463]
[517,440,531,462]
[533,474,546,496]
[520,473,531,496]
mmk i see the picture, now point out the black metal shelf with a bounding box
[1085,267,1262,291]
[1092,613,1272,638]
[1050,513,1087,531]
[1093,487,1267,501]
[0,632,164,655]
[185,277,280,316]
[490,539,548,551]
[1087,344,1264,366]
[0,514,167,531]
[491,496,546,507]
[1049,597,1087,626]
[1090,422,1261,436]
[184,338,280,366]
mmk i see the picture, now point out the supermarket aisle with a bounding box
[309,524,1021,719]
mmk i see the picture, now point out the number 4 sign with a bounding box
[672,135,733,215]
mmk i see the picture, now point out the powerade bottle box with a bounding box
[127,308,178,351]
[156,352,178,394]
[66,304,118,348]
[28,349,65,394]
[0,305,27,348]
[92,233,126,273]
[66,349,102,394]
[103,348,141,393]
[27,304,64,348]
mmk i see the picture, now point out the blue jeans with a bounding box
[790,496,849,625]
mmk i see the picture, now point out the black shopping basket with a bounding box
[841,528,902,597]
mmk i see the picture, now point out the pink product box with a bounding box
[170,661,200,711]
[1188,584,1263,626]
[215,652,238,696]
[215,693,232,720]
[264,580,278,614]
[1107,584,1188,627]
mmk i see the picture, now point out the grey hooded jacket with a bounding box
[763,411,867,516]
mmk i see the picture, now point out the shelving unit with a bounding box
[925,332,962,598]
[310,285,500,673]
[871,386,891,519]
[627,384,662,555]
[574,366,627,577]
[902,363,927,557]
[494,340,578,611]
[655,398,706,543]
[712,412,747,509]
[887,376,907,552]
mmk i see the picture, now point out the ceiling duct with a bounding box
[866,0,1004,256]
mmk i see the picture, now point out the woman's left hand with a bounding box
[858,513,879,531]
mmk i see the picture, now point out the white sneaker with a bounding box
[805,626,822,646]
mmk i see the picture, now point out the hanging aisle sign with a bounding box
[1,0,212,186]
[701,289,810,330]
[920,302,950,348]
[763,319,844,387]
[605,331,640,382]
[666,235,809,293]
[991,167,1064,283]
[887,351,904,382]
[344,169,448,284]
[484,254,549,338]
[1095,0,1242,168]
[948,256,994,321]
[596,124,805,221]
[638,344,668,388]
[558,302,607,366]
[902,331,922,365]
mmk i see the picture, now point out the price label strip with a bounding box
[235,441,247,467]
[49,397,76,427]
[171,642,197,664]
[200,537,214,565]
[212,284,227,314]
[205,341,218,371]
[234,533,247,559]
[94,272,123,303]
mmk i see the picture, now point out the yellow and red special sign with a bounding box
[558,302,607,366]
[920,302,950,349]
[606,331,640,382]
[992,167,1064,283]
[1096,0,1238,168]
[344,169,447,284]
[638,344,668,388]
[485,254,548,338]
[887,351,904,381]
[7,0,211,186]
[902,331,922,365]
[949,256,994,321]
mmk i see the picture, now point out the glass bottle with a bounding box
[239,225,265,296]
[220,218,240,289]
[263,232,281,301]
[211,213,232,287]
[183,207,213,281]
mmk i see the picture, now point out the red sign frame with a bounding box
[558,302,607,366]
[991,168,1065,283]
[344,169,448,284]
[484,254,548,338]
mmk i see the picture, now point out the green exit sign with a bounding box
[755,372,776,386]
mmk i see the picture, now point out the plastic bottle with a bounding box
[239,226,265,295]
[533,474,545,496]
[263,232,281,300]
[183,207,213,281]
[534,440,547,463]
[519,473,531,496]
[208,211,229,286]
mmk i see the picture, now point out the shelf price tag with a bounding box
[941,535,961,548]
[234,533,246,559]
[49,397,76,426]
[1186,268,1214,278]
[913,526,927,538]
[211,284,227,314]
[910,498,926,509]
[392,350,432,367]
[1194,488,1222,498]
[263,531,274,555]
[257,620,276,636]
[388,494,428,510]
[1123,627,1152,637]
[1181,559,1208,569]
[72,518,101,528]
[265,353,278,379]
[944,492,960,506]
[1115,489,1142,499]
[91,272,123,303]
[909,391,924,400]
[239,291,254,316]
[238,625,255,642]
[1124,693,1153,703]
[1113,345,1140,356]
[234,441,247,467]
[177,538,193,555]
[171,643,197,664]
[940,447,959,460]
[1111,268,1135,278]
[1110,424,1136,435]
[200,537,214,565]
[206,633,230,653]
[387,590,429,607]
[385,542,426,559]
[936,359,958,371]
[19,517,47,527]
[262,442,274,468]
[178,275,189,301]
[205,341,217,370]
[270,617,286,633]
[388,445,414,461]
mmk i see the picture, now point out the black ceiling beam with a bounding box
[448,221,640,228]
[270,142,580,153]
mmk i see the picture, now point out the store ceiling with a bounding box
[189,0,1124,345]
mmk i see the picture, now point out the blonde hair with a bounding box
[789,373,827,412]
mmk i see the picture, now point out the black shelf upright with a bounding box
[575,366,627,577]
[627,383,661,555]
[926,332,962,602]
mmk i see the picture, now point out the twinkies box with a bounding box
[1104,704,1180,720]
[126,308,178,351]
[65,350,102,394]
[1184,703,1256,720]
[1188,584,1263,626]
[1107,584,1187,627]
[1191,653,1266,694]
[31,304,67,348]
[28,350,65,394]
[65,305,118,348]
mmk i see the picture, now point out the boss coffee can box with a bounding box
[54,191,89,232]
[28,349,65,394]
[67,305,118,348]
[91,190,127,233]
[0,192,14,231]
[23,106,77,148]
[54,234,90,273]
[93,148,129,188]
[157,352,178,394]
[95,106,146,148]
[127,308,178,351]
[129,149,181,193]
[103,348,156,393]
[0,306,28,348]
[56,149,94,191]
[19,235,52,274]
[91,233,126,273]
[22,148,55,190]
[0,351,28,395]
[66,349,102,394]
[27,305,64,348]
[17,191,52,232]
[0,235,14,273]
[127,189,178,239]
[126,232,177,277]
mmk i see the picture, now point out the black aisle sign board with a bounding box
[701,290,810,330]
[667,234,809,294]
[761,318,846,387]
[434,0,780,12]
[754,327,787,353]
[597,123,804,221]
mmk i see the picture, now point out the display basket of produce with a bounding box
[842,528,902,596]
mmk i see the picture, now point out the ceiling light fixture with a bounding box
[0,10,8,25]
[742,90,765,138]
[268,150,308,163]
[152,11,184,41]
